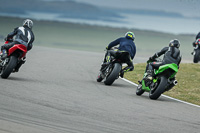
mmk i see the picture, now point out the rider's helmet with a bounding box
[125,31,135,40]
[169,39,180,48]
[23,19,33,29]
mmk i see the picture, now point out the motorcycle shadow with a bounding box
[136,92,170,102]
[6,76,38,83]
[111,83,133,88]
[96,81,132,88]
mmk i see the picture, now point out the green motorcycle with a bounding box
[136,58,178,100]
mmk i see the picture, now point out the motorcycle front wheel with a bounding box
[136,83,145,96]
[97,73,103,82]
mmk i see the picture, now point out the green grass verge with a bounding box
[124,63,200,105]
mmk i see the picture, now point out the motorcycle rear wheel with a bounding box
[149,76,167,100]
[104,63,121,85]
[1,55,18,79]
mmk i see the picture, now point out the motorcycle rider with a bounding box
[143,39,182,82]
[101,31,136,78]
[0,19,35,72]
[192,32,200,55]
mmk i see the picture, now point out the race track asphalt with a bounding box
[0,46,199,133]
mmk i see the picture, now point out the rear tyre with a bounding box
[104,63,121,85]
[149,76,167,100]
[1,55,18,79]
[193,50,200,63]
[136,84,145,96]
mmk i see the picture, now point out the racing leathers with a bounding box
[192,32,200,47]
[146,46,181,78]
[1,26,34,51]
[102,36,136,77]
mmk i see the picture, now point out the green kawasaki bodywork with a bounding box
[142,63,178,92]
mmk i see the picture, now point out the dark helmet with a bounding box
[169,39,180,48]
[125,31,135,40]
[23,19,33,29]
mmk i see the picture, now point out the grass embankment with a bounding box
[124,63,200,105]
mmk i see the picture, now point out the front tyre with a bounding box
[136,83,145,96]
[104,63,121,85]
[1,55,18,79]
[149,76,167,100]
[97,73,103,82]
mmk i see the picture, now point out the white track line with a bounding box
[120,77,200,108]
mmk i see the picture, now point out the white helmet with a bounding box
[23,19,33,29]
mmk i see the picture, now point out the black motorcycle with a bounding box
[97,50,130,85]
[192,39,200,63]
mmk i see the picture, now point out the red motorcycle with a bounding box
[0,41,27,79]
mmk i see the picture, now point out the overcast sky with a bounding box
[75,0,200,18]
[11,0,200,34]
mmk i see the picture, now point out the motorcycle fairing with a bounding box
[8,44,27,58]
[154,63,178,77]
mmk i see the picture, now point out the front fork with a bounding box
[0,58,9,73]
[104,64,113,78]
[0,58,9,67]
[99,64,112,79]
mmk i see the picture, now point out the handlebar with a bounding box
[147,58,162,63]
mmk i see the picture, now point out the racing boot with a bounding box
[191,51,194,55]
[145,70,153,81]
[119,70,124,78]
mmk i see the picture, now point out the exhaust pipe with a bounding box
[173,80,178,86]
[166,79,178,91]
